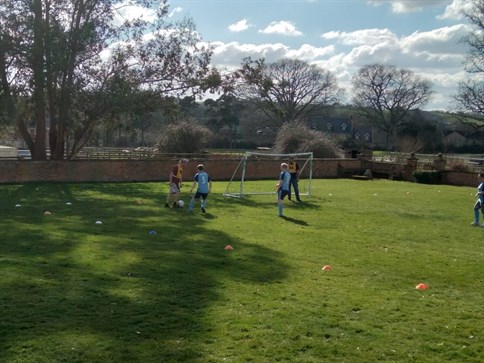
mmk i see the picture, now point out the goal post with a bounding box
[223,151,313,198]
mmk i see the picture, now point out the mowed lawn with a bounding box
[0,179,482,362]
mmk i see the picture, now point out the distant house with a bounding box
[309,116,373,144]
[352,125,373,143]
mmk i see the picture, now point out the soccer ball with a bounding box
[177,200,185,208]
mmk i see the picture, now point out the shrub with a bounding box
[157,119,213,153]
[412,170,442,184]
[274,121,342,158]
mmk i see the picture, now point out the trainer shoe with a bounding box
[201,207,206,213]
[173,202,177,208]
[164,203,170,208]
[471,221,479,226]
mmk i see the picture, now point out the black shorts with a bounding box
[278,189,290,200]
[194,192,208,200]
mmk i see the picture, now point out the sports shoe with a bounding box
[164,203,170,208]
[201,207,206,213]
[471,221,479,226]
[173,202,177,208]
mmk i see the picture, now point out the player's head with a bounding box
[179,158,188,165]
[197,164,204,171]
[288,156,294,161]
[280,162,288,170]
[478,172,484,180]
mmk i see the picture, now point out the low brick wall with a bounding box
[441,170,479,187]
[0,158,478,187]
[0,158,364,183]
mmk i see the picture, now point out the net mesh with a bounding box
[223,152,313,198]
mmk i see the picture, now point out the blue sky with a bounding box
[163,0,475,111]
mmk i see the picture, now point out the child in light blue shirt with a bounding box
[276,163,291,217]
[189,164,212,213]
[472,172,484,226]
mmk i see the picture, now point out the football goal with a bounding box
[223,152,313,198]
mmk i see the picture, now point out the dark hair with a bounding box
[479,172,484,178]
[197,164,204,170]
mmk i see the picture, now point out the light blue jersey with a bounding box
[279,171,291,191]
[194,171,210,193]
[479,182,484,203]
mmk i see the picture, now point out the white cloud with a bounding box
[113,1,157,24]
[206,21,469,109]
[286,44,336,61]
[437,0,474,20]
[400,25,469,56]
[322,28,398,46]
[367,0,449,13]
[210,41,290,68]
[228,19,252,32]
[259,21,303,37]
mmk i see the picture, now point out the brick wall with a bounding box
[0,158,363,183]
[441,170,479,187]
[0,158,478,187]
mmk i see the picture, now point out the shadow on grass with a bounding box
[278,215,309,226]
[0,182,290,362]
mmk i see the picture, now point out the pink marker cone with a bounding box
[224,245,234,251]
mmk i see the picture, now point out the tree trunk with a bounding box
[31,0,47,160]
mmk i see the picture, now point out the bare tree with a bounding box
[352,64,433,150]
[454,0,484,130]
[0,0,214,160]
[236,58,343,126]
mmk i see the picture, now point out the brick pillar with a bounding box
[433,153,447,171]
[405,152,418,181]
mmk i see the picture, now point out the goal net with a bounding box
[223,152,313,198]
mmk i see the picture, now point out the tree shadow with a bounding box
[0,182,290,362]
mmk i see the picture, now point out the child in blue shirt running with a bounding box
[276,163,291,217]
[188,164,212,213]
[471,172,484,226]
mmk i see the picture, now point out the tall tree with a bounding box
[454,0,484,130]
[352,64,433,150]
[204,95,241,148]
[0,0,214,160]
[235,58,342,126]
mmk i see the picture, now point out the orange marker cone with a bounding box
[416,283,429,290]
[322,265,332,271]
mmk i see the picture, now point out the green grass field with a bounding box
[0,179,483,362]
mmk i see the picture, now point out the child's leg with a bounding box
[165,192,172,206]
[277,190,284,216]
[294,180,300,201]
[473,200,481,224]
[166,183,178,206]
[173,191,180,204]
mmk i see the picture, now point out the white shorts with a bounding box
[170,182,180,194]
